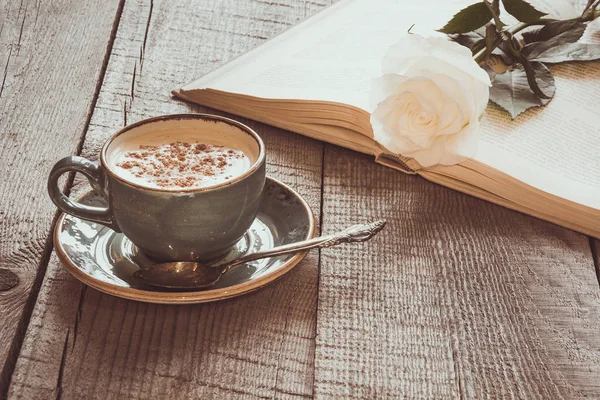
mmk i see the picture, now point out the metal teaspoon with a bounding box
[134,220,386,289]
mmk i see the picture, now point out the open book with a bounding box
[173,0,600,238]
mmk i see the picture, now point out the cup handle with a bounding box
[48,156,120,232]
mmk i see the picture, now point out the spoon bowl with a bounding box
[135,262,223,289]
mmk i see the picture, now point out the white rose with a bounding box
[370,34,491,167]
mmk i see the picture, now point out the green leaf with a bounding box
[451,28,486,53]
[522,41,600,63]
[451,28,486,47]
[488,62,555,119]
[501,0,546,23]
[438,3,493,34]
[521,21,586,44]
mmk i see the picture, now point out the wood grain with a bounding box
[314,146,600,399]
[0,0,121,394]
[9,0,328,398]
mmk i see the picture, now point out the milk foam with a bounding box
[114,142,250,189]
[106,121,258,190]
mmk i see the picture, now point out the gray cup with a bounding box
[48,114,266,261]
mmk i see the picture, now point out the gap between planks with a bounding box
[590,238,600,288]
[310,141,328,398]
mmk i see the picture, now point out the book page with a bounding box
[183,0,467,111]
[475,20,600,210]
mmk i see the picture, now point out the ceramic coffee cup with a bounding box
[48,114,266,261]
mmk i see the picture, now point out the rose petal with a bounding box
[413,71,469,131]
[370,74,409,110]
[419,69,488,123]
[440,119,480,164]
[381,34,432,75]
[372,118,421,155]
[388,96,440,148]
[436,99,464,137]
[382,35,491,88]
[399,78,446,113]
[426,38,491,87]
[371,96,422,154]
[472,79,489,118]
[406,60,489,111]
[372,94,405,134]
[405,139,446,167]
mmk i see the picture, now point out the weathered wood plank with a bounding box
[314,146,600,399]
[9,0,327,398]
[0,0,122,394]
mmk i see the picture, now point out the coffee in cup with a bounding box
[48,114,266,262]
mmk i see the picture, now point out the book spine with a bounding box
[375,153,417,175]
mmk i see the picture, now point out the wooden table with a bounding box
[1,1,600,398]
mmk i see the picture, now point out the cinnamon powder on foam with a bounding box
[116,141,247,188]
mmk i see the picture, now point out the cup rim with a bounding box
[100,113,266,193]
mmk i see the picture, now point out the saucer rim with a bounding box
[53,177,316,304]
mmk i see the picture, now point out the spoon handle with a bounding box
[222,220,386,271]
